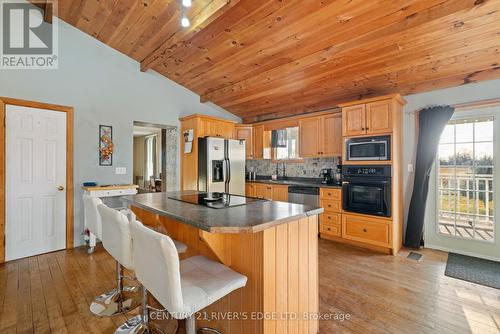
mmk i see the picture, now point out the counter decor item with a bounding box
[99,125,113,166]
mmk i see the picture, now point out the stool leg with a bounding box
[90,261,140,317]
[115,287,165,334]
[185,316,196,334]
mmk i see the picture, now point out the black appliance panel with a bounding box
[342,165,391,217]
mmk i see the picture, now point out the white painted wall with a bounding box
[0,18,240,246]
[402,79,500,243]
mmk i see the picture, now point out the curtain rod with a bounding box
[408,98,500,114]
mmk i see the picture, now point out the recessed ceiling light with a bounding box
[181,15,190,27]
[182,0,192,7]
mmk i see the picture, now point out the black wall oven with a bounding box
[345,135,390,161]
[342,165,391,217]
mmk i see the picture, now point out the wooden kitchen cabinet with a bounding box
[235,125,253,159]
[321,113,342,156]
[245,183,256,197]
[342,99,392,136]
[255,183,273,200]
[201,118,235,138]
[366,100,392,134]
[252,125,271,159]
[271,184,288,202]
[299,116,321,158]
[299,112,342,158]
[342,104,366,136]
[248,182,288,201]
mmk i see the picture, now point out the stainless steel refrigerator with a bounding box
[198,137,246,195]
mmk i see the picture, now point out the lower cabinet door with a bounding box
[342,214,390,247]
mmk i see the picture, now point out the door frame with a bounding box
[0,97,74,263]
[424,105,500,261]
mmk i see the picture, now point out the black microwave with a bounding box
[345,135,390,161]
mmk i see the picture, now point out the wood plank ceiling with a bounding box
[55,0,500,122]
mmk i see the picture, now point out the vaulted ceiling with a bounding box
[55,0,500,122]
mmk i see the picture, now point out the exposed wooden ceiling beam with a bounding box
[140,0,241,72]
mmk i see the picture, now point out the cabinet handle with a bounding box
[363,229,367,233]
[327,228,331,231]
[328,192,332,196]
[328,216,331,219]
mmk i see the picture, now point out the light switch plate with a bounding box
[407,164,414,173]
[115,167,127,175]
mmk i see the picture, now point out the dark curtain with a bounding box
[404,105,455,248]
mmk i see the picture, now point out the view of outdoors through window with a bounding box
[276,127,300,160]
[437,116,494,242]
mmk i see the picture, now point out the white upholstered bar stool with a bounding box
[124,220,247,334]
[89,203,143,317]
[84,195,137,317]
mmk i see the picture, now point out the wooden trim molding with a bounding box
[0,97,74,264]
[453,98,500,111]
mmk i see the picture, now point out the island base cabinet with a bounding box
[132,206,319,334]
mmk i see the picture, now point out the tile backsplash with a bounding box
[246,157,340,178]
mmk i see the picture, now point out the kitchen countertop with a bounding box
[121,191,324,233]
[246,177,342,189]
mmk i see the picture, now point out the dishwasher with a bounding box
[287,185,319,207]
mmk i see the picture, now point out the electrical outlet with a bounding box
[407,164,414,173]
[115,167,127,175]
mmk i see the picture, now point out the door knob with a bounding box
[57,185,65,191]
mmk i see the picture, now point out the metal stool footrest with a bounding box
[198,328,222,334]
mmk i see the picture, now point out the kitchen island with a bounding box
[122,191,323,334]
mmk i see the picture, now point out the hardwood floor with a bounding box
[1,240,499,333]
[319,240,500,334]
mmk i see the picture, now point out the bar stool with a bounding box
[88,203,141,317]
[84,195,136,316]
[123,219,247,334]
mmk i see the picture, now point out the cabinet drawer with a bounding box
[320,213,341,225]
[342,215,390,247]
[320,222,341,237]
[321,200,342,213]
[320,188,341,200]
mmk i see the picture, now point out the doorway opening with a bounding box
[133,121,177,193]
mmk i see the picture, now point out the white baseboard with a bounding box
[425,243,500,262]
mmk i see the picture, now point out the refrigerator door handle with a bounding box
[224,140,229,193]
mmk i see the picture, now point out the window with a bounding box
[274,127,301,161]
[437,117,494,242]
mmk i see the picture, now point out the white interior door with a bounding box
[6,105,67,261]
[424,106,500,261]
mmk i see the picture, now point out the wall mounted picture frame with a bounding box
[99,125,113,166]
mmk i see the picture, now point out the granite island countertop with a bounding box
[121,191,324,233]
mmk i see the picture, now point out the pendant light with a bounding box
[182,0,192,7]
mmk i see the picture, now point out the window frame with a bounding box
[271,126,304,163]
[435,115,496,244]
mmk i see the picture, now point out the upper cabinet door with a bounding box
[299,117,321,158]
[366,100,392,134]
[321,113,342,157]
[253,125,264,159]
[218,122,235,139]
[236,125,253,159]
[342,104,366,136]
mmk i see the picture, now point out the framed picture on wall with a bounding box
[99,125,113,166]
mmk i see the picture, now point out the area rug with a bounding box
[445,253,500,290]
